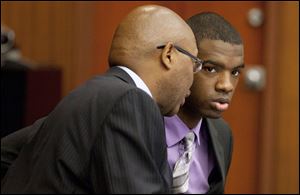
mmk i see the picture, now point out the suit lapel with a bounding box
[205,118,226,185]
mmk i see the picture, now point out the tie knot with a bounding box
[183,131,195,150]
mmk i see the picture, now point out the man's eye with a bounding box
[232,70,241,77]
[203,66,216,73]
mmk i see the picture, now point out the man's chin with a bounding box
[202,110,223,119]
[162,105,180,117]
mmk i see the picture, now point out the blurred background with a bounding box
[1,1,299,194]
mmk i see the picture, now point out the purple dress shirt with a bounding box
[164,115,215,194]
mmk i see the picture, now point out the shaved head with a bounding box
[108,5,197,116]
[109,5,196,68]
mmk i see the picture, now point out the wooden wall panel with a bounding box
[259,2,279,193]
[274,2,299,193]
[259,2,299,194]
[1,1,92,96]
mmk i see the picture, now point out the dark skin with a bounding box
[108,5,197,116]
[178,39,244,129]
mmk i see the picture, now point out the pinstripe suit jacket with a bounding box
[1,67,172,193]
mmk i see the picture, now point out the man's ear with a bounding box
[161,42,176,70]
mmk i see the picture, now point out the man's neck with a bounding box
[177,106,202,129]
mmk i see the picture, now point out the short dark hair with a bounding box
[187,12,243,45]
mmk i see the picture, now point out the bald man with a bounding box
[1,5,200,193]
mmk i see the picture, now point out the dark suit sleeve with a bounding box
[90,89,170,193]
[1,117,45,180]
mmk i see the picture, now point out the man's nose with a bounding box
[215,72,234,94]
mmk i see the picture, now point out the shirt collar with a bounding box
[164,115,202,147]
[117,66,152,98]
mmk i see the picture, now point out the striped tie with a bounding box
[171,131,195,194]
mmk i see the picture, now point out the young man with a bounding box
[1,5,200,193]
[165,12,244,194]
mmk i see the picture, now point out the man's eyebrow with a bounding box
[203,60,245,69]
[233,64,245,69]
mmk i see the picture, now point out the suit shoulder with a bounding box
[78,75,136,98]
[55,75,137,111]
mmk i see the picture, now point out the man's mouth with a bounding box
[210,98,230,112]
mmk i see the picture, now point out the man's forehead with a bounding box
[198,39,244,56]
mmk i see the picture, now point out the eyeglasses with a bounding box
[157,45,203,73]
